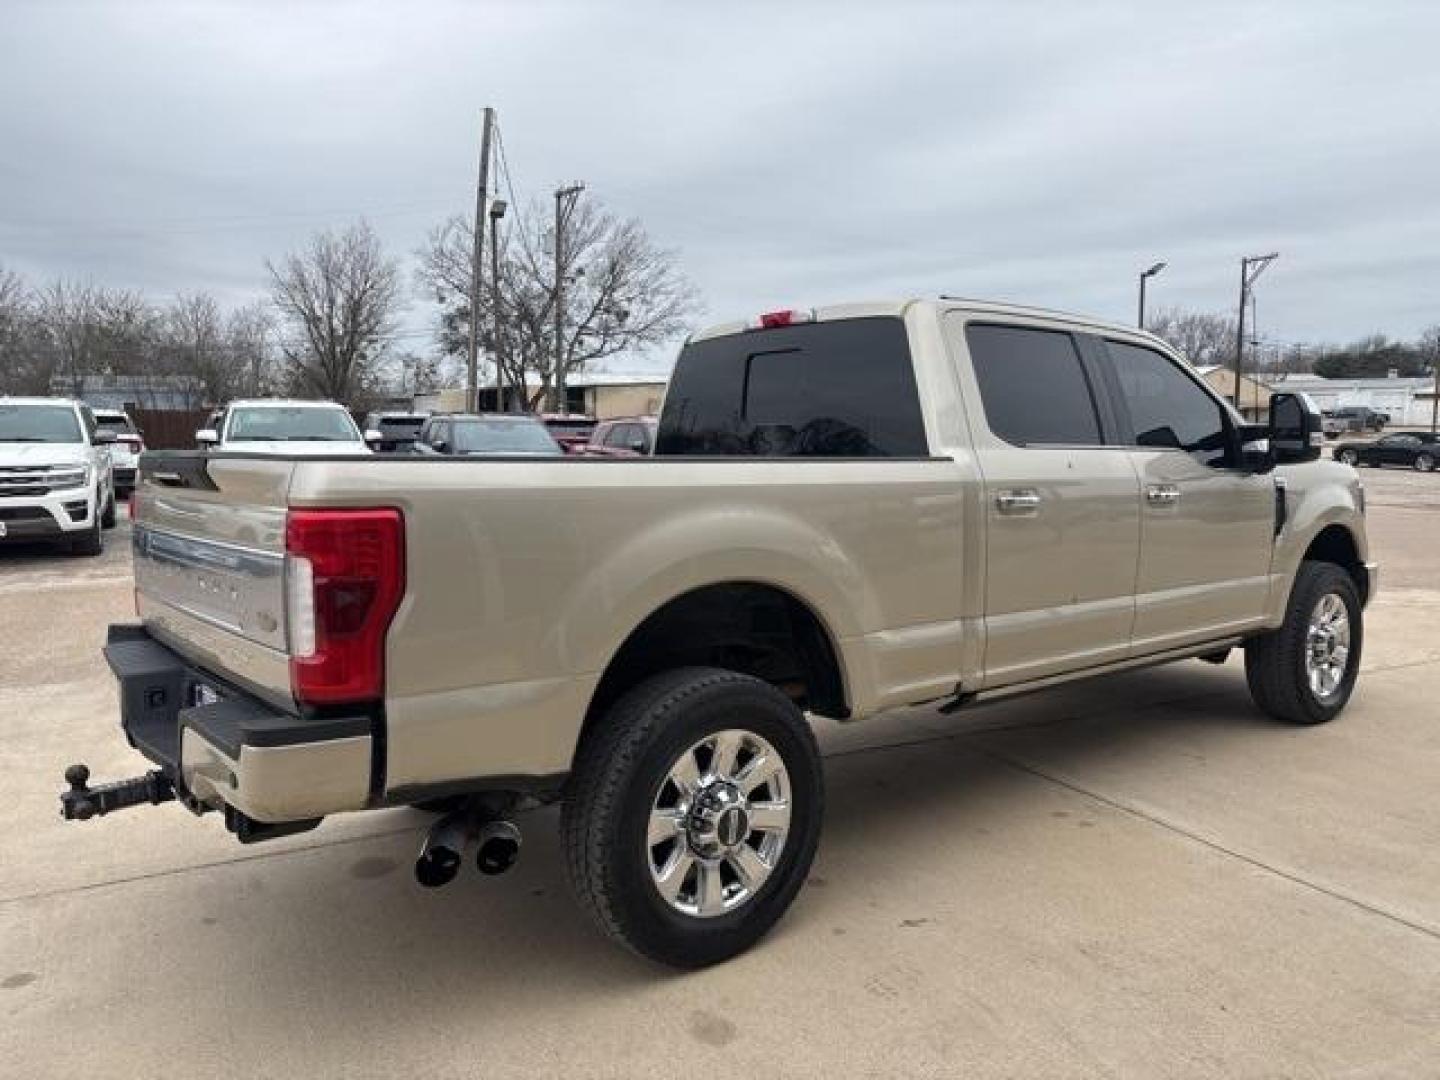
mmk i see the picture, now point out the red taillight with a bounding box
[285,508,404,706]
[752,308,815,330]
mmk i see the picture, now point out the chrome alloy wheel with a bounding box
[1305,593,1351,704]
[647,729,791,918]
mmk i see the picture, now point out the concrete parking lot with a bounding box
[2,470,1437,1078]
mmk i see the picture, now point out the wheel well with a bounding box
[581,583,848,748]
[1303,525,1367,602]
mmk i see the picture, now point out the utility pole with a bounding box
[488,198,508,411]
[552,183,584,412]
[466,107,495,413]
[1234,252,1278,409]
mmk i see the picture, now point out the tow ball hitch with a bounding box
[59,763,176,821]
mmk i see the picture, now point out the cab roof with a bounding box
[688,297,1171,352]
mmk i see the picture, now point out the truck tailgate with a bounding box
[133,454,297,710]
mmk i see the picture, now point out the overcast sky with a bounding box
[2,1,1437,372]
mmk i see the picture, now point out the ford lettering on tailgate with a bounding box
[133,525,287,651]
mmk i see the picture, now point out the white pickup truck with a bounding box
[61,299,1374,967]
[195,399,374,456]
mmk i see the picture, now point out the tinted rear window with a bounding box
[95,414,139,434]
[656,317,927,457]
[965,324,1102,446]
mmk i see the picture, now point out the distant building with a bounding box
[1195,365,1274,422]
[1267,373,1436,427]
[48,373,207,412]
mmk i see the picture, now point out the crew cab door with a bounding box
[949,319,1141,688]
[1095,337,1275,652]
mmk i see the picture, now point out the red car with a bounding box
[576,416,658,457]
[538,413,598,454]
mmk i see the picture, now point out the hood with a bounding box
[220,441,371,457]
[0,442,90,467]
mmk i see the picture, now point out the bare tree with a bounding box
[0,265,40,394]
[34,280,101,395]
[268,221,403,404]
[161,291,228,403]
[226,300,281,398]
[1145,306,1238,368]
[420,194,700,409]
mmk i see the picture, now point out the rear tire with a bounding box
[562,667,823,968]
[1245,561,1361,724]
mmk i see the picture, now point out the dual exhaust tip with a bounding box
[415,811,521,888]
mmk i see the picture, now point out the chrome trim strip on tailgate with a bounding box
[133,524,288,652]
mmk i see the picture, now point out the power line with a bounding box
[0,198,465,240]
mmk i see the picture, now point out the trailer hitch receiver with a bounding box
[59,763,176,821]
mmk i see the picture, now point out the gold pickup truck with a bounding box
[60,298,1375,967]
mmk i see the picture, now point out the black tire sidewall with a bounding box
[1287,564,1363,723]
[604,675,823,966]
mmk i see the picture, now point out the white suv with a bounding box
[0,397,118,555]
[93,408,146,495]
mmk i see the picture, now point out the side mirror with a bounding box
[1269,392,1323,465]
[195,428,219,448]
[364,429,383,444]
[93,430,117,445]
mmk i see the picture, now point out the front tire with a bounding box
[70,515,103,557]
[1245,561,1362,724]
[1416,452,1435,473]
[1337,449,1358,466]
[100,491,117,529]
[562,667,823,968]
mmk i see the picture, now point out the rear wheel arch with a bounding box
[577,582,848,764]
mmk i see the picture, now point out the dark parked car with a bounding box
[1334,432,1438,472]
[413,413,563,457]
[576,416,658,457]
[1331,406,1388,433]
[362,411,429,453]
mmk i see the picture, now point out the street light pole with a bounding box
[1233,252,1278,409]
[1137,261,1166,328]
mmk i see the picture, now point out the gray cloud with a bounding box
[2,0,1437,372]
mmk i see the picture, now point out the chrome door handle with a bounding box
[995,489,1041,514]
[1145,484,1180,506]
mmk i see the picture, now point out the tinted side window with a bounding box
[602,424,630,448]
[965,324,1102,446]
[1106,340,1231,467]
[656,317,927,457]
